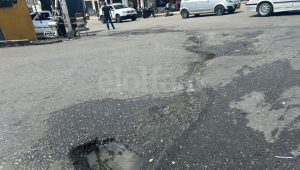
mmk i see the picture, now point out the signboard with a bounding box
[0,0,13,8]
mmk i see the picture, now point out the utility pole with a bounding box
[59,0,74,38]
[55,0,59,12]
[33,0,37,11]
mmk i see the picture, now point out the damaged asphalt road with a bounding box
[1,6,300,169]
[159,60,300,169]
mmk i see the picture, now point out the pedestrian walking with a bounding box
[102,2,115,30]
[149,3,156,17]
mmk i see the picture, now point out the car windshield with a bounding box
[113,5,128,9]
[30,12,38,20]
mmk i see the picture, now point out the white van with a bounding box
[180,0,241,18]
[246,0,300,16]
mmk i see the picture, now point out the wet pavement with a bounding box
[1,5,300,170]
[86,142,142,170]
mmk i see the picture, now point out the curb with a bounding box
[88,17,99,21]
[0,40,30,48]
[0,39,65,48]
[31,39,64,45]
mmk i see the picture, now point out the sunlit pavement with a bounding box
[1,5,300,169]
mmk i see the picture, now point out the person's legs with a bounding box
[105,16,109,29]
[152,11,155,17]
[108,17,115,29]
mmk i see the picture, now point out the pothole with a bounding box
[87,142,143,170]
[205,53,216,60]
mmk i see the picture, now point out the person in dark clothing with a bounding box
[102,2,115,30]
[149,3,156,17]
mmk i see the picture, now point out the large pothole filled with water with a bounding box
[87,142,143,170]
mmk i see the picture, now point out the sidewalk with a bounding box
[89,16,99,21]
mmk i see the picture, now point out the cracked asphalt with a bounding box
[1,5,300,170]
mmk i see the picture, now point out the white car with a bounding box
[30,11,57,37]
[99,3,137,23]
[246,0,300,16]
[180,0,241,18]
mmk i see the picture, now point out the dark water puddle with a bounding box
[87,142,142,170]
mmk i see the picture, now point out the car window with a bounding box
[30,12,38,20]
[113,5,128,9]
[41,13,50,20]
[109,6,114,10]
[35,13,50,21]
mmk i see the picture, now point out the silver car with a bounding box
[180,0,241,18]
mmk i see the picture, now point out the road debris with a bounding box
[149,159,153,163]
[275,156,294,159]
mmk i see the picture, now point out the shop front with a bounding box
[156,0,164,7]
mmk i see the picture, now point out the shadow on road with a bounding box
[250,11,300,17]
[188,11,243,18]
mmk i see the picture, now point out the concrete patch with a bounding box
[230,87,300,142]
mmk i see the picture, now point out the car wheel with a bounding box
[100,16,105,24]
[116,15,122,23]
[194,14,200,17]
[181,9,189,19]
[215,5,225,15]
[257,2,273,16]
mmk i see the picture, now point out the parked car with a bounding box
[98,3,137,23]
[30,11,57,37]
[246,0,300,16]
[180,0,241,19]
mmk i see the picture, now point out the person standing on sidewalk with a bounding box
[102,2,115,30]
